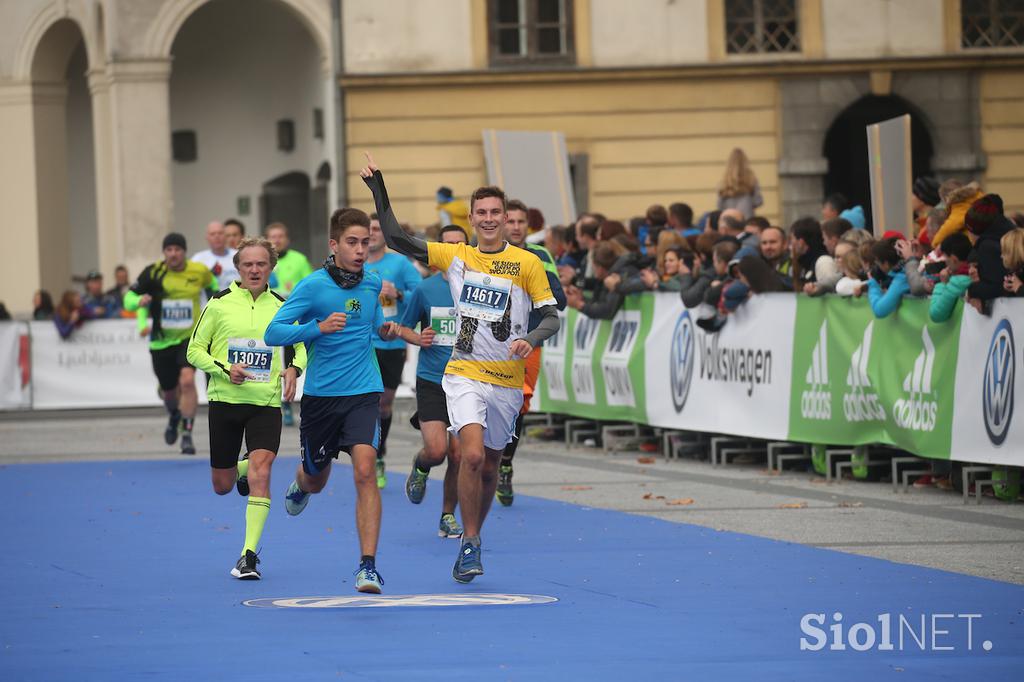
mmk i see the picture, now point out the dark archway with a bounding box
[823,95,934,230]
[260,171,311,257]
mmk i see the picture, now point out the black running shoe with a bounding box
[496,465,514,507]
[164,411,181,445]
[231,550,261,580]
[180,431,196,455]
[236,454,249,496]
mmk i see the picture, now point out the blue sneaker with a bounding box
[284,480,310,516]
[438,513,463,539]
[405,459,428,504]
[452,541,483,583]
[354,563,383,594]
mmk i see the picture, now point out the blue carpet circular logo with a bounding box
[982,319,1015,446]
[670,311,695,413]
[243,593,558,609]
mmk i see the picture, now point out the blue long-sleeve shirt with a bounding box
[867,271,910,318]
[265,268,385,397]
[365,252,422,350]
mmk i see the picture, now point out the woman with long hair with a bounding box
[717,147,763,219]
[33,290,54,320]
[53,290,84,339]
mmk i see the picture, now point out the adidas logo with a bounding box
[842,321,886,422]
[893,327,938,432]
[801,321,831,420]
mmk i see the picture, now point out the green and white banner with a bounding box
[537,293,1023,465]
[537,294,653,424]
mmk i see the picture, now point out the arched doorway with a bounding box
[30,18,98,296]
[260,171,312,257]
[823,95,934,229]
[168,0,331,255]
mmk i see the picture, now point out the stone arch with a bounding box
[144,0,331,66]
[13,2,103,82]
[24,15,99,295]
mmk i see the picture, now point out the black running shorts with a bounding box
[415,376,450,426]
[299,393,382,475]
[374,348,407,390]
[207,401,282,469]
[150,341,191,392]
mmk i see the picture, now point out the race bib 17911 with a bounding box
[161,299,194,329]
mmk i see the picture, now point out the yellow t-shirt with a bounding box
[427,241,556,388]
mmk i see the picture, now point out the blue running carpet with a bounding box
[0,458,1021,680]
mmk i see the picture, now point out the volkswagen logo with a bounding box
[982,319,1015,446]
[670,311,695,413]
[247,339,256,348]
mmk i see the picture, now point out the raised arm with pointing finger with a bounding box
[360,154,429,264]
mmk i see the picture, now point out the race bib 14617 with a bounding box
[458,271,511,323]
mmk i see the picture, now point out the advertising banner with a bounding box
[645,293,795,441]
[787,297,962,458]
[0,322,30,410]
[29,320,207,409]
[950,299,1023,466]
[538,295,650,423]
[538,292,1024,466]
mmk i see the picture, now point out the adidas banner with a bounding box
[787,297,961,458]
[537,293,1024,465]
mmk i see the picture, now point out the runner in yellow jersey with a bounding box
[361,153,561,583]
[124,233,216,455]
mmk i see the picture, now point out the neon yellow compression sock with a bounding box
[242,496,270,556]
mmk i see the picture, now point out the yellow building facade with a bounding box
[2,0,1023,314]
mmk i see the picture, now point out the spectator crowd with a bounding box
[539,149,1024,333]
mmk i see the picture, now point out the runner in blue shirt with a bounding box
[365,213,423,488]
[393,225,469,539]
[264,207,398,595]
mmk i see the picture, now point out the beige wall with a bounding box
[980,69,1024,216]
[589,0,708,66]
[169,0,329,251]
[344,76,779,227]
[342,0,474,73]
[822,0,944,59]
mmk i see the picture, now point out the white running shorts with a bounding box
[441,374,523,451]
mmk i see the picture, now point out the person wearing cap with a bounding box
[965,193,1015,308]
[124,232,217,455]
[81,270,120,319]
[435,186,471,238]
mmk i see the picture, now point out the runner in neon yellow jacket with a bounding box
[185,237,307,581]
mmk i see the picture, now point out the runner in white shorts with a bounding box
[361,153,560,583]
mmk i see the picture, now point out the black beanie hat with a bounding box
[912,176,940,207]
[162,232,187,251]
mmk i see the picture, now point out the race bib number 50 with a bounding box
[429,307,457,346]
[227,338,272,383]
[458,271,511,323]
